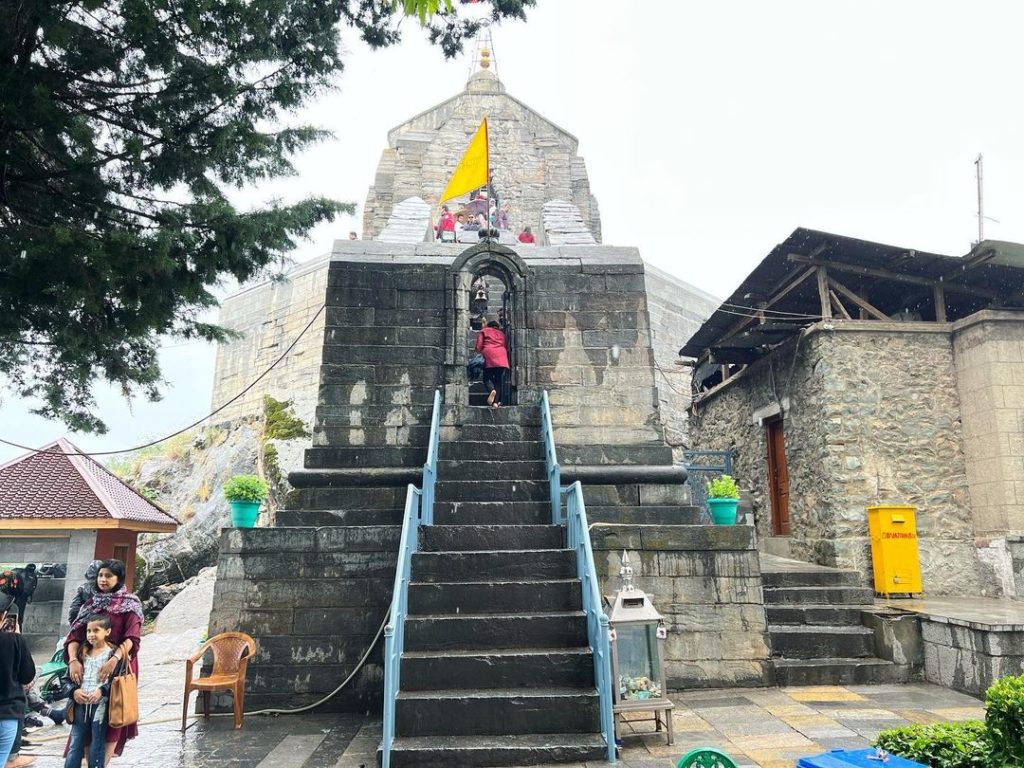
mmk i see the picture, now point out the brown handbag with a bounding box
[107,640,139,728]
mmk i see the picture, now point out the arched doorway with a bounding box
[445,243,530,408]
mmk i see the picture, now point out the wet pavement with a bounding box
[22,680,984,768]
[20,571,987,767]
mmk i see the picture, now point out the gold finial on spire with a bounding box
[480,47,491,69]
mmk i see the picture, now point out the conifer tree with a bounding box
[0,0,534,432]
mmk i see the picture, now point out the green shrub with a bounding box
[263,396,311,440]
[874,721,991,768]
[987,673,1024,765]
[222,475,268,503]
[705,474,739,499]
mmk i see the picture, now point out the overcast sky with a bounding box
[4,0,1024,461]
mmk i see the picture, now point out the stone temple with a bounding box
[206,63,741,765]
[206,62,1014,766]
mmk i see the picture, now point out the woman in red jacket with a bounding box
[475,319,510,407]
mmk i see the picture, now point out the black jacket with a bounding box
[0,632,35,719]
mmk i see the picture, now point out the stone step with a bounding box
[395,687,600,737]
[763,585,876,606]
[434,501,551,525]
[437,459,548,481]
[586,506,705,525]
[285,486,408,510]
[435,479,549,503]
[773,657,911,686]
[420,525,563,552]
[766,605,871,626]
[761,568,862,588]
[408,579,582,615]
[401,647,594,691]
[276,508,404,526]
[443,424,542,442]
[387,733,607,768]
[413,549,575,582]
[442,441,546,462]
[443,406,541,427]
[769,625,876,659]
[303,445,424,469]
[404,612,588,651]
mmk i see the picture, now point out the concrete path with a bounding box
[22,680,983,768]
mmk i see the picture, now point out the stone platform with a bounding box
[884,595,1024,696]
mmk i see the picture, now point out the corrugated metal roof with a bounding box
[680,227,1024,359]
[0,439,178,529]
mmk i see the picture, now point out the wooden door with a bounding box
[766,418,790,535]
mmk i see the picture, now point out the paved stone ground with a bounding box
[19,572,986,767]
[22,681,983,768]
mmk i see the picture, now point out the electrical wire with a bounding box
[653,358,689,397]
[0,304,326,458]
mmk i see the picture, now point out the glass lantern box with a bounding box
[606,552,674,744]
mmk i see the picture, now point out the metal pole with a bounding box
[976,153,984,244]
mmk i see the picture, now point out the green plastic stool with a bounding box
[676,747,740,768]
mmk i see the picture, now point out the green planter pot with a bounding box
[228,500,262,528]
[707,497,740,525]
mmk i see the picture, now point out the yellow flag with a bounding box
[439,118,489,203]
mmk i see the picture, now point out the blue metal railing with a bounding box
[540,392,616,763]
[380,389,442,767]
[540,390,563,524]
[682,449,734,514]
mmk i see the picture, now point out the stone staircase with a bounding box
[763,554,910,685]
[387,406,607,767]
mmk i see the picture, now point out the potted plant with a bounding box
[706,475,740,525]
[223,475,268,528]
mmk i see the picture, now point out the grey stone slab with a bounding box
[255,733,329,767]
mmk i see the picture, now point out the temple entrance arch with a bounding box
[445,242,531,407]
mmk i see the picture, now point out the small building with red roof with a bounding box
[0,438,178,650]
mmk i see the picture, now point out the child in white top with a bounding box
[64,614,116,768]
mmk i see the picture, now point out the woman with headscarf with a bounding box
[63,560,143,764]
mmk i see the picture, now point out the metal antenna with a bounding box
[976,153,984,244]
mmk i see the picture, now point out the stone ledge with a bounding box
[590,524,755,552]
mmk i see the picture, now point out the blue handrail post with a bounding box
[540,390,563,524]
[541,390,615,763]
[379,389,443,767]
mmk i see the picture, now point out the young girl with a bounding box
[64,614,116,768]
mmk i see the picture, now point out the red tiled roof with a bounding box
[0,439,178,529]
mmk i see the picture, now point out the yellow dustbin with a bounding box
[867,505,923,596]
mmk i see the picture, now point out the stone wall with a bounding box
[921,616,1024,696]
[363,69,600,244]
[952,312,1024,537]
[209,251,717,453]
[0,530,95,653]
[643,264,719,456]
[210,256,329,426]
[591,525,772,689]
[208,526,398,712]
[690,322,982,595]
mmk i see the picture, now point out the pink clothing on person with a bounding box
[475,326,509,369]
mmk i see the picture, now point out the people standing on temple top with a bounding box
[455,213,466,242]
[517,226,535,244]
[497,202,511,230]
[435,205,455,241]
[475,318,510,408]
[64,560,142,766]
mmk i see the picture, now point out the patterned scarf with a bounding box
[71,584,144,631]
